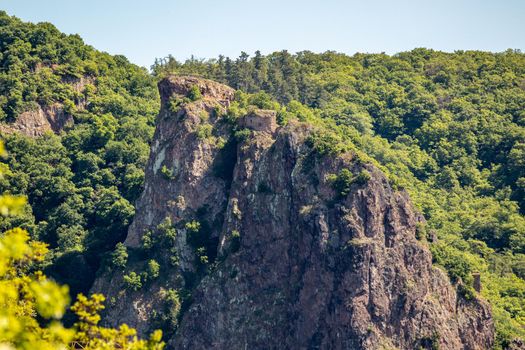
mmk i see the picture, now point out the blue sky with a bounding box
[2,0,524,68]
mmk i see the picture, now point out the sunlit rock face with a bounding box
[93,76,494,350]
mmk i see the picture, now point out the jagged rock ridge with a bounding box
[93,76,494,349]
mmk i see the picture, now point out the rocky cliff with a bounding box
[0,103,73,137]
[92,76,494,349]
[0,75,91,137]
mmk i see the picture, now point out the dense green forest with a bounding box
[0,11,159,296]
[1,11,525,348]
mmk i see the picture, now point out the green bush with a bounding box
[110,242,128,269]
[187,85,202,101]
[141,218,177,252]
[330,169,354,198]
[185,220,201,235]
[196,247,209,265]
[146,259,160,280]
[354,170,371,185]
[306,132,345,157]
[168,96,190,113]
[430,243,473,284]
[141,230,154,250]
[160,165,175,180]
[163,289,181,329]
[329,168,371,199]
[457,283,475,301]
[196,124,213,140]
[234,129,251,142]
[123,271,142,291]
[157,217,177,243]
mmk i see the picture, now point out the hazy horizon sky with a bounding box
[2,0,524,68]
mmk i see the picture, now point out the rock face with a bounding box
[238,109,277,134]
[93,76,494,349]
[0,103,73,137]
[0,75,92,137]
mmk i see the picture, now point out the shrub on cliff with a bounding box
[123,271,142,291]
[187,85,202,101]
[146,259,160,280]
[328,168,371,199]
[111,242,128,269]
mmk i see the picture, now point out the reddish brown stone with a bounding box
[93,76,494,350]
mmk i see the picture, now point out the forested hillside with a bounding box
[0,10,524,348]
[0,11,159,296]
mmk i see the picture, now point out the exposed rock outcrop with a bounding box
[92,76,236,333]
[238,109,277,134]
[93,76,494,349]
[0,75,92,137]
[0,103,73,137]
